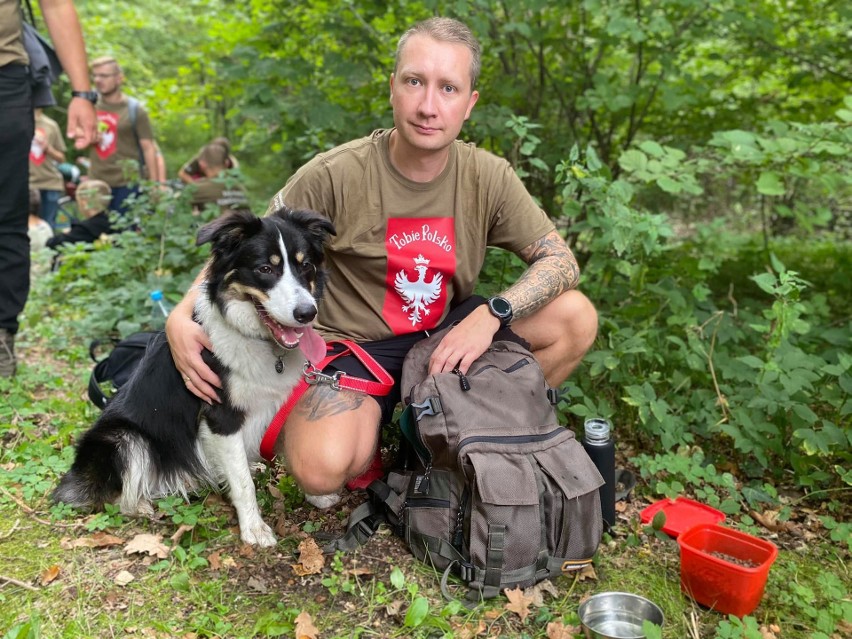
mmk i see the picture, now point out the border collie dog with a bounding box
[53,206,335,546]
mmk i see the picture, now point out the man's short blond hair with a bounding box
[76,180,112,216]
[395,17,481,90]
[90,56,121,73]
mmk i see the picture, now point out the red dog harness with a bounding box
[259,340,394,462]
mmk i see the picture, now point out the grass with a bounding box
[1,309,850,639]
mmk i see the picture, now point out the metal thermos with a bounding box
[583,418,616,530]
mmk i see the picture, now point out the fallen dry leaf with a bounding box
[40,564,60,586]
[292,538,325,576]
[546,621,580,639]
[759,625,778,639]
[124,533,169,559]
[294,610,319,639]
[114,570,135,586]
[525,579,558,607]
[385,599,404,617]
[60,532,124,550]
[207,550,222,571]
[455,620,486,639]
[170,524,194,546]
[504,586,535,622]
[576,564,597,582]
[750,509,793,533]
[247,576,268,593]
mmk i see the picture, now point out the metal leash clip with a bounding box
[302,363,344,390]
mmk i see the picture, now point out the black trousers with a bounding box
[0,64,34,334]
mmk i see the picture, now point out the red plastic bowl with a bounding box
[677,524,778,617]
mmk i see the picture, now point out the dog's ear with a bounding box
[282,207,337,244]
[196,210,261,247]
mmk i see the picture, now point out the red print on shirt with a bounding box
[29,126,48,166]
[95,110,118,159]
[383,217,456,335]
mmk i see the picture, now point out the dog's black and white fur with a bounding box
[53,205,335,546]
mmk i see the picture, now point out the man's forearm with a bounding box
[503,230,580,320]
[38,0,91,93]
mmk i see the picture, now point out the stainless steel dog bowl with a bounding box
[578,592,664,639]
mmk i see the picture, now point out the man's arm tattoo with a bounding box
[505,231,580,319]
[295,385,366,421]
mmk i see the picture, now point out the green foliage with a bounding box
[27,184,217,340]
[551,142,849,489]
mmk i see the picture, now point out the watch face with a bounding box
[489,297,511,318]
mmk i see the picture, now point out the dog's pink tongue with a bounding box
[298,325,327,364]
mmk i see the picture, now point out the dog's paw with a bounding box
[305,492,341,510]
[241,521,277,547]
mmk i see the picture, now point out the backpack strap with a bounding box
[322,478,404,554]
[126,97,146,175]
[87,359,111,409]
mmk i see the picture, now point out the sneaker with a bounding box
[305,493,342,509]
[0,329,15,378]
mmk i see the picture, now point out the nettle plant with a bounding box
[554,142,850,490]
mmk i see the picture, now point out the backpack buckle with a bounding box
[411,396,442,420]
[458,562,474,582]
[546,388,562,405]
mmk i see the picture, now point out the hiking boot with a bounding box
[0,329,15,377]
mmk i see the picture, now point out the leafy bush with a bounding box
[27,184,219,340]
[553,142,850,490]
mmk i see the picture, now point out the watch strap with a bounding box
[71,90,99,104]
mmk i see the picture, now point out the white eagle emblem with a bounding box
[394,254,443,327]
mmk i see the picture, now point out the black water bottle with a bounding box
[583,418,616,530]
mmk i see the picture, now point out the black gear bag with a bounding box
[87,332,160,409]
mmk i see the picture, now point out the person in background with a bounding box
[88,55,162,214]
[165,17,598,507]
[177,136,238,184]
[45,179,112,250]
[27,188,53,252]
[0,0,97,377]
[187,142,250,214]
[29,107,67,229]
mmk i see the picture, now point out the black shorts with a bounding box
[323,295,526,424]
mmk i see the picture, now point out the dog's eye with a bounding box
[256,265,274,275]
[300,261,316,277]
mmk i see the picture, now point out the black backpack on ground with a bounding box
[87,331,159,408]
[330,327,605,602]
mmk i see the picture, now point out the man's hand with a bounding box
[67,98,97,149]
[428,304,500,376]
[166,295,221,404]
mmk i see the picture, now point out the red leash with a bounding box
[259,340,394,461]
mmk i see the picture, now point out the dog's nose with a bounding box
[294,304,317,325]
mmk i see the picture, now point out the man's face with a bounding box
[389,34,479,155]
[92,63,122,97]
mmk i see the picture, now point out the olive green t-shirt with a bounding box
[0,1,27,68]
[89,97,154,187]
[267,129,555,342]
[190,179,250,213]
[29,112,66,191]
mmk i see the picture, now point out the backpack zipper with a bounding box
[452,487,469,551]
[457,426,565,453]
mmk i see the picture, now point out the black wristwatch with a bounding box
[71,90,99,104]
[486,296,513,329]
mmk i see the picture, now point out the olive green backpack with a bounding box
[331,327,604,602]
